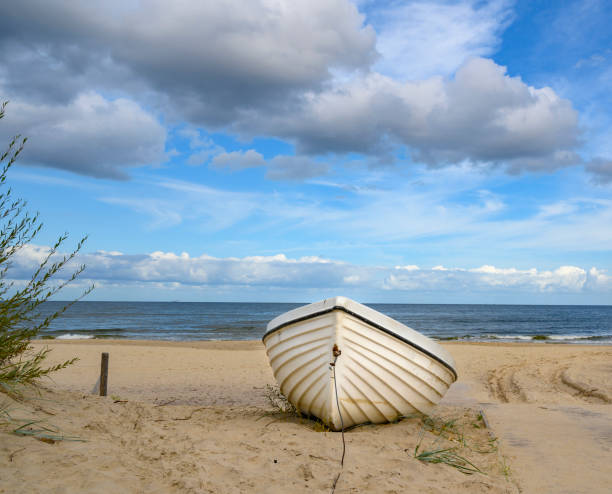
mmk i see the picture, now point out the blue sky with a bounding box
[1,0,610,303]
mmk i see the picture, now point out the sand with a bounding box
[1,340,610,493]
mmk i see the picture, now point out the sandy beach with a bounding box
[1,340,611,493]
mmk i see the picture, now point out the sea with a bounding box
[34,301,612,344]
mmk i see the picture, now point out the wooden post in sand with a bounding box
[100,352,109,396]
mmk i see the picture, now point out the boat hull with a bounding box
[263,299,457,431]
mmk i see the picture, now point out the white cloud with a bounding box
[343,275,361,284]
[466,265,587,291]
[384,264,601,293]
[4,93,166,179]
[370,0,514,80]
[80,250,356,288]
[586,267,611,289]
[395,265,420,271]
[532,266,587,292]
[537,201,579,218]
[574,53,607,70]
[7,245,611,297]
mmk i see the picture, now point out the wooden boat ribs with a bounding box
[263,297,457,430]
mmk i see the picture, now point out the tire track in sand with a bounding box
[486,356,611,405]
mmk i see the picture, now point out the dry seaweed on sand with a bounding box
[263,384,300,415]
[260,384,331,431]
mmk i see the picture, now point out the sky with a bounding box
[0,0,611,304]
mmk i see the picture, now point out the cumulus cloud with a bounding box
[3,93,166,179]
[383,265,600,293]
[9,246,358,289]
[470,265,587,291]
[260,58,579,171]
[0,1,587,179]
[7,244,612,296]
[0,0,376,124]
[0,1,377,178]
[585,267,611,289]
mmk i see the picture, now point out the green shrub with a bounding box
[0,101,93,393]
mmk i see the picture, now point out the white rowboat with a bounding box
[262,296,457,431]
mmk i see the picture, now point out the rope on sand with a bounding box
[330,345,345,494]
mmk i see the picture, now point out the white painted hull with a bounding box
[263,297,457,431]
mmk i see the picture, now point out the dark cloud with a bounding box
[0,0,376,122]
[0,0,376,178]
[211,150,329,180]
[585,158,612,184]
[3,94,166,179]
[0,1,589,180]
[251,58,580,172]
[211,150,266,170]
[265,155,329,180]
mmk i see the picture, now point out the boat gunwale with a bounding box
[262,305,458,380]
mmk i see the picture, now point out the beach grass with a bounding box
[411,409,508,475]
[1,393,84,443]
[414,443,483,475]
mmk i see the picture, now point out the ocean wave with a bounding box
[435,333,612,343]
[56,333,95,340]
[483,334,533,340]
[571,335,612,342]
[434,334,474,341]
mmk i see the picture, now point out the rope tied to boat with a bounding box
[330,344,345,494]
